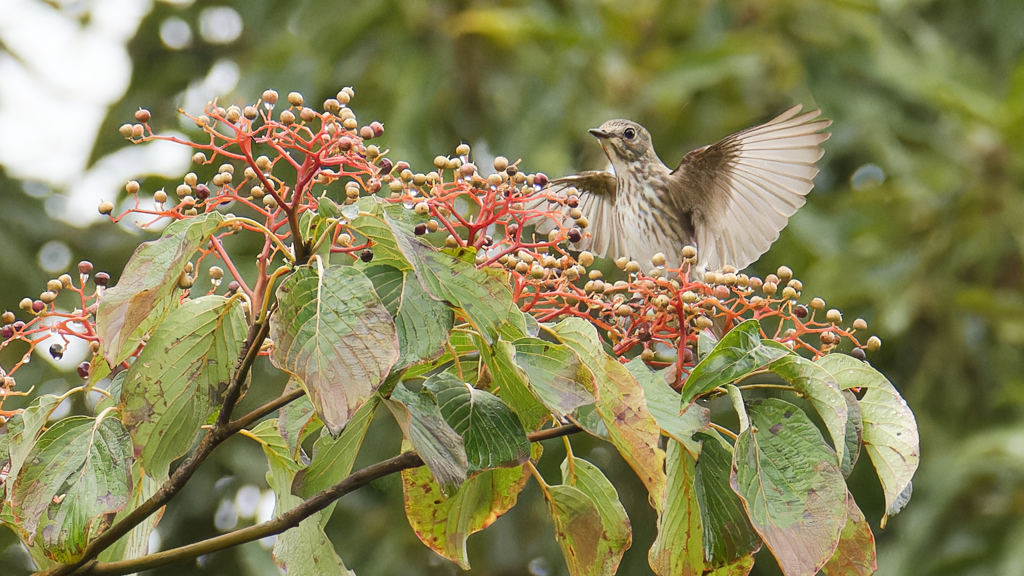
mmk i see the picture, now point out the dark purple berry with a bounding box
[506,222,519,236]
[1,325,12,339]
[49,343,64,360]
[12,320,25,332]
[533,173,548,187]
[77,361,91,379]
[483,235,493,247]
[851,347,867,361]
[506,165,517,177]
[95,272,110,287]
[414,223,427,236]
[395,161,410,173]
[376,158,393,174]
[637,327,651,342]
[360,249,374,263]
[195,183,211,200]
[794,305,808,319]
[227,280,240,293]
[568,229,582,243]
[78,261,93,274]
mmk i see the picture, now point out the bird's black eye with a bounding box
[623,128,636,140]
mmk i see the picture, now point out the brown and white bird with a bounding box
[545,105,831,274]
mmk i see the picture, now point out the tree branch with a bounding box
[65,423,583,576]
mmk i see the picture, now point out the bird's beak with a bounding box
[589,128,612,139]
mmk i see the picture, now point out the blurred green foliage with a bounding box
[2,0,1023,574]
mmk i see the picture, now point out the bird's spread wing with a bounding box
[674,105,831,272]
[536,171,628,260]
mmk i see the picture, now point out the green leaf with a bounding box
[294,396,378,498]
[271,264,400,436]
[120,295,247,481]
[704,555,755,576]
[249,420,355,576]
[385,383,468,495]
[97,462,161,566]
[731,398,847,576]
[820,492,877,576]
[486,338,551,430]
[401,445,537,569]
[549,317,667,509]
[697,329,718,360]
[96,212,224,367]
[380,207,523,344]
[425,373,530,472]
[649,440,703,576]
[680,319,789,405]
[764,346,848,466]
[12,415,133,562]
[693,431,761,568]
[840,391,863,479]
[817,354,920,519]
[510,336,594,419]
[626,358,709,457]
[1,394,62,515]
[349,201,415,272]
[546,457,631,576]
[361,264,406,316]
[277,382,322,462]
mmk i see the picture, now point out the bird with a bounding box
[541,105,831,275]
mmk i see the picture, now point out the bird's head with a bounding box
[589,120,654,169]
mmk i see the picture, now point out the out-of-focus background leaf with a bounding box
[1,0,1022,574]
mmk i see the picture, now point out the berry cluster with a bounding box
[1,87,882,418]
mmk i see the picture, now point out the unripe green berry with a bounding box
[263,196,278,208]
[19,298,33,312]
[445,235,459,248]
[262,89,279,105]
[414,202,430,215]
[625,260,641,274]
[762,281,778,295]
[682,245,697,259]
[58,274,73,289]
[456,143,470,156]
[777,266,793,282]
[493,156,509,171]
[280,110,295,125]
[209,266,224,280]
[193,152,207,164]
[781,286,797,300]
[119,123,134,138]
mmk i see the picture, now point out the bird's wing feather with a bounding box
[535,171,626,259]
[674,105,831,272]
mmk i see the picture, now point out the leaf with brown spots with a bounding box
[820,491,877,576]
[731,398,847,576]
[119,295,247,481]
[96,212,224,367]
[549,317,667,510]
[271,264,400,436]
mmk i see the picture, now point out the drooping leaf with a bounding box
[271,264,400,436]
[96,212,224,367]
[510,336,594,419]
[12,415,133,562]
[649,440,703,576]
[277,382,322,462]
[119,295,247,481]
[402,444,538,569]
[425,373,530,472]
[249,420,355,576]
[731,398,847,576]
[820,492,877,576]
[680,320,789,405]
[549,317,666,509]
[385,383,468,495]
[817,354,920,520]
[840,390,863,479]
[764,346,848,466]
[294,396,378,498]
[546,457,631,576]
[693,431,761,568]
[626,358,709,458]
[97,462,163,566]
[1,394,62,513]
